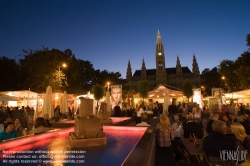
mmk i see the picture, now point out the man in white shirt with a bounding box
[136,113,151,126]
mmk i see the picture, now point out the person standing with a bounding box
[113,105,121,117]
[168,101,178,119]
[155,115,176,166]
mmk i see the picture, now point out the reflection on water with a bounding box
[0,127,146,166]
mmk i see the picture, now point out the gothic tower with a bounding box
[126,60,132,81]
[141,58,147,80]
[192,54,200,75]
[155,30,167,83]
[176,55,182,74]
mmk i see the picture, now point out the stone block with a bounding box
[74,117,102,138]
[79,98,93,117]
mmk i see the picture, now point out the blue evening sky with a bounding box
[1,0,249,79]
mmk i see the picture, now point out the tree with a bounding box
[0,57,21,91]
[92,84,104,115]
[182,80,193,101]
[200,67,223,96]
[234,51,250,89]
[137,80,150,106]
[65,59,95,94]
[247,34,250,51]
[19,48,74,92]
[219,60,239,92]
[18,47,97,93]
[92,69,125,87]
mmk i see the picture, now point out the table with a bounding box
[180,138,209,164]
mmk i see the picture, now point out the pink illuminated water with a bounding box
[0,126,147,166]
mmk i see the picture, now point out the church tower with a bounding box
[141,58,147,80]
[155,30,167,83]
[192,54,200,75]
[126,60,132,81]
[176,55,182,74]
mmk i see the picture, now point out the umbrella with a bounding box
[0,94,21,101]
[163,88,170,115]
[105,91,111,112]
[41,86,53,118]
[60,90,68,114]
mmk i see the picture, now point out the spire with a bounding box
[157,29,162,43]
[141,58,147,80]
[156,29,163,51]
[176,55,182,74]
[192,54,200,75]
[126,60,132,81]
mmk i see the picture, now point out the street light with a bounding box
[56,63,68,91]
[107,82,110,91]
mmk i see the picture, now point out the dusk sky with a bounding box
[1,0,249,79]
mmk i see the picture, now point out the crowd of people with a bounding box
[122,101,250,166]
[0,105,74,142]
[1,101,250,165]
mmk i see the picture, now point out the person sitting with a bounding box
[136,113,150,126]
[222,114,233,128]
[171,114,183,138]
[137,106,145,117]
[136,106,145,124]
[231,123,250,153]
[182,112,203,139]
[0,122,18,142]
[33,117,50,134]
[148,115,160,127]
[206,114,219,135]
[203,120,237,165]
[0,118,4,133]
[44,114,52,127]
[240,115,250,135]
[14,118,26,137]
[59,114,69,122]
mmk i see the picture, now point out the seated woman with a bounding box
[206,114,219,135]
[34,117,50,134]
[183,112,203,139]
[14,118,26,137]
[44,114,52,128]
[0,122,18,142]
[231,123,250,153]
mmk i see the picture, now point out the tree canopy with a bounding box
[14,47,124,94]
[0,57,21,91]
[182,80,193,100]
[200,67,223,96]
[137,80,150,105]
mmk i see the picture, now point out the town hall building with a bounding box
[125,30,201,91]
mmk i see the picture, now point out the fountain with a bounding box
[68,98,106,148]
